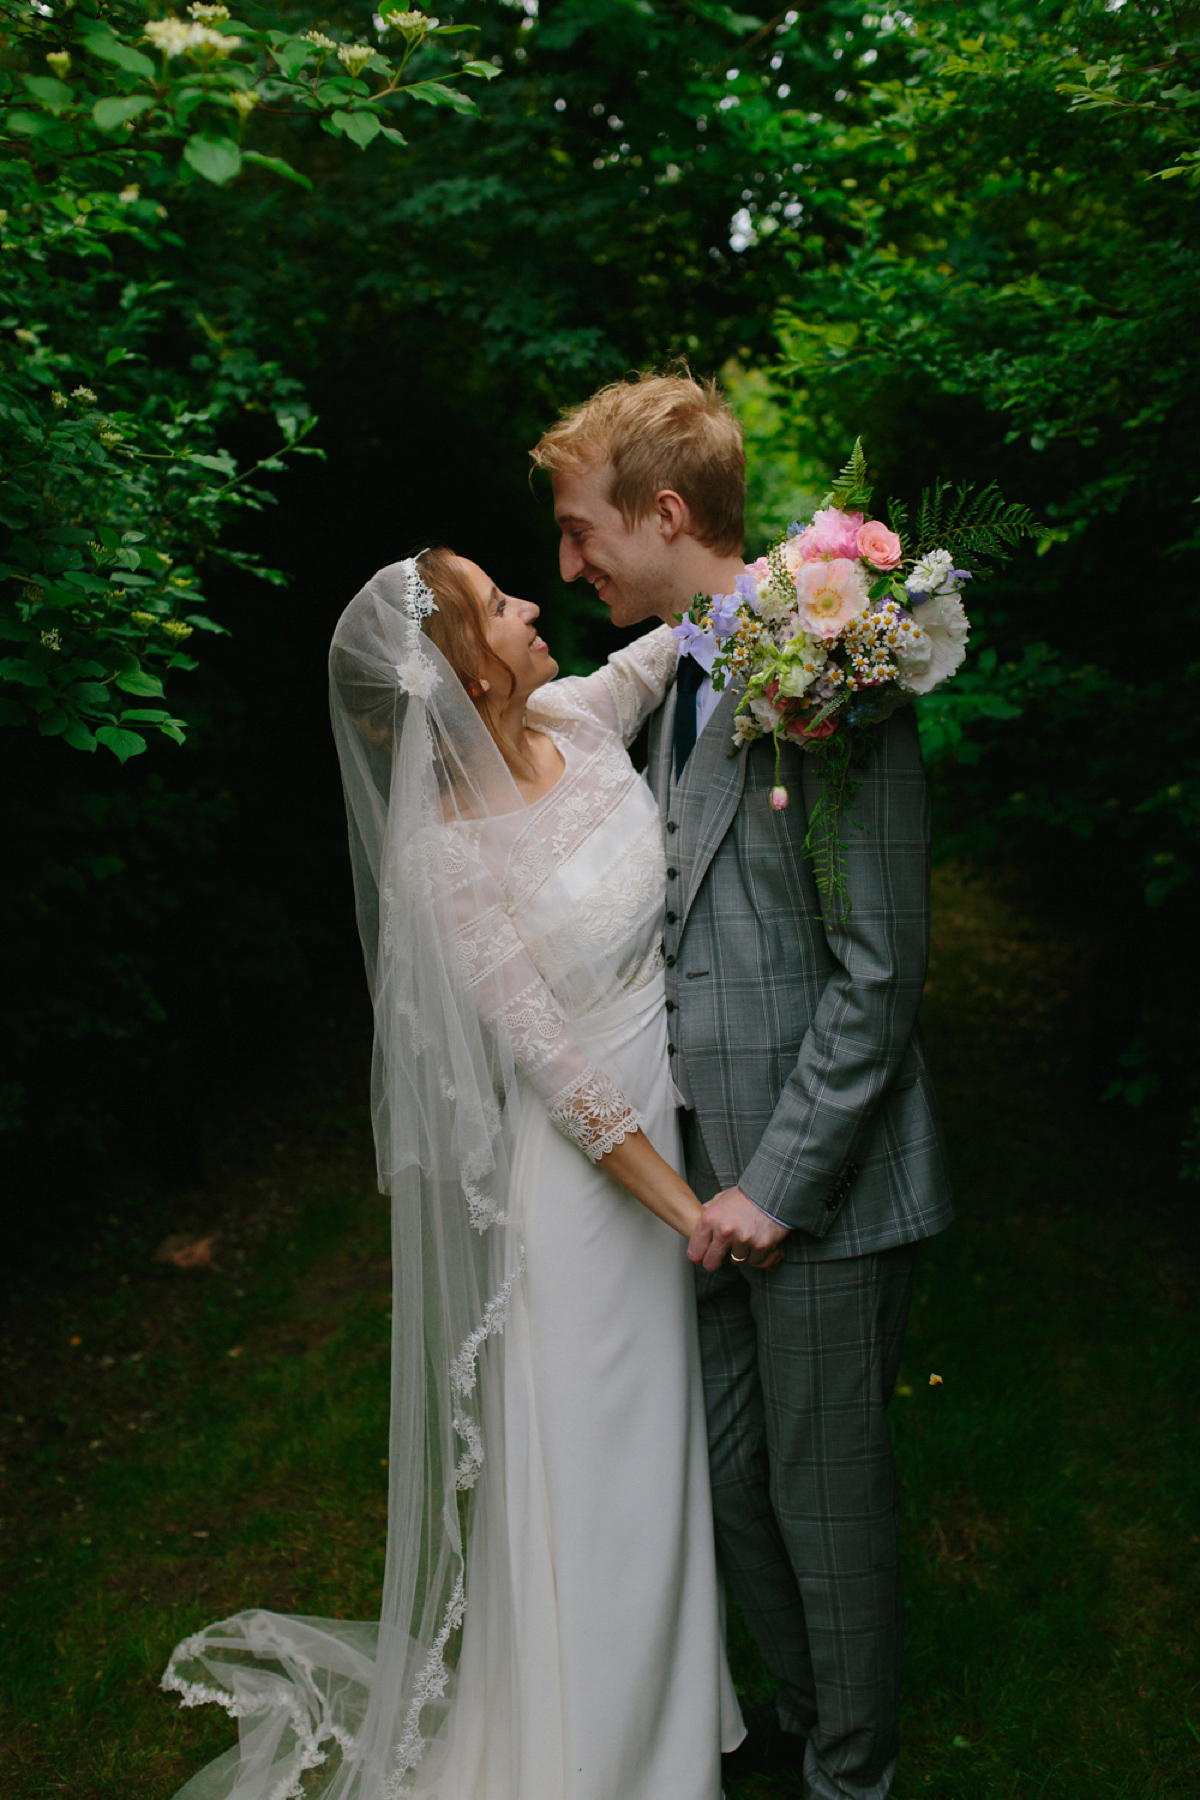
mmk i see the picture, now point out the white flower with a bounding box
[304,30,338,50]
[732,714,764,746]
[72,385,97,404]
[229,89,258,115]
[892,616,933,685]
[46,50,71,76]
[338,43,374,75]
[118,184,140,203]
[382,9,437,34]
[145,17,239,56]
[748,694,783,733]
[188,2,229,17]
[906,547,954,596]
[145,17,199,54]
[902,591,970,695]
[395,653,439,700]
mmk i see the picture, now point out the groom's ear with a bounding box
[654,489,691,544]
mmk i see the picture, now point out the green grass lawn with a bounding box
[3,871,1198,1799]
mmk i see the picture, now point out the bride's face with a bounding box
[456,558,558,703]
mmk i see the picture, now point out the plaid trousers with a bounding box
[685,1111,913,1800]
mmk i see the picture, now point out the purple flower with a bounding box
[673,616,718,673]
[710,591,742,641]
[786,520,804,540]
[734,571,761,613]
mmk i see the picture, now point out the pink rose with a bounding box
[792,507,864,566]
[857,519,903,571]
[793,557,871,640]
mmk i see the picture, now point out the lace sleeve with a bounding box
[448,849,643,1162]
[530,624,679,747]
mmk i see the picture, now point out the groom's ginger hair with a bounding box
[531,372,745,557]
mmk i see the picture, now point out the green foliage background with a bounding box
[3,0,1198,1226]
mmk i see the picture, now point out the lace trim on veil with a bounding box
[160,1640,358,1800]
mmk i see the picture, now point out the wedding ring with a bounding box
[730,1251,748,1263]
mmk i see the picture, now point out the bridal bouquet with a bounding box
[674,441,1042,911]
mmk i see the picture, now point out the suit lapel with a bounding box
[676,684,747,926]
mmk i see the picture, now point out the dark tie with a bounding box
[673,655,706,782]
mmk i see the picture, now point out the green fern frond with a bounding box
[885,495,911,558]
[912,480,1046,568]
[824,437,874,514]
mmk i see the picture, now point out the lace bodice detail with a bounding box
[443,626,677,1161]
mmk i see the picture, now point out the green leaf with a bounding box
[379,125,407,146]
[120,708,170,722]
[62,717,97,752]
[186,451,237,477]
[405,80,477,114]
[6,111,63,138]
[114,667,165,697]
[82,31,157,79]
[461,61,500,80]
[95,724,147,762]
[184,613,229,634]
[241,150,313,190]
[37,706,68,736]
[23,76,72,111]
[270,36,313,78]
[183,133,243,186]
[71,681,113,706]
[93,94,155,132]
[332,109,382,149]
[0,657,49,688]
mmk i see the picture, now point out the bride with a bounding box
[160,551,747,1799]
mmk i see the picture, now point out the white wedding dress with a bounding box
[162,618,741,1800]
[428,626,742,1799]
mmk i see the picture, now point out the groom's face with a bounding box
[551,460,676,629]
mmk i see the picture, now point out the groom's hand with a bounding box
[687,1187,789,1273]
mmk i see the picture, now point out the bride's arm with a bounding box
[597,1131,702,1238]
[450,860,701,1237]
[532,624,679,747]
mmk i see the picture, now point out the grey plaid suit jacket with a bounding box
[648,677,954,1260]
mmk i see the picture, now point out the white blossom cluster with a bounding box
[145,16,240,57]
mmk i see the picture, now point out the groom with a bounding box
[533,373,954,1800]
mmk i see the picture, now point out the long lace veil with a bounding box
[160,558,617,1799]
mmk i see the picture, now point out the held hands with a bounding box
[686,1186,789,1274]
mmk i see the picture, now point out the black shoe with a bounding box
[722,1702,808,1783]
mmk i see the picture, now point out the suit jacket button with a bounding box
[665,954,676,967]
[668,1043,676,1056]
[666,867,678,880]
[665,910,677,923]
[665,1000,676,1013]
[666,821,678,834]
